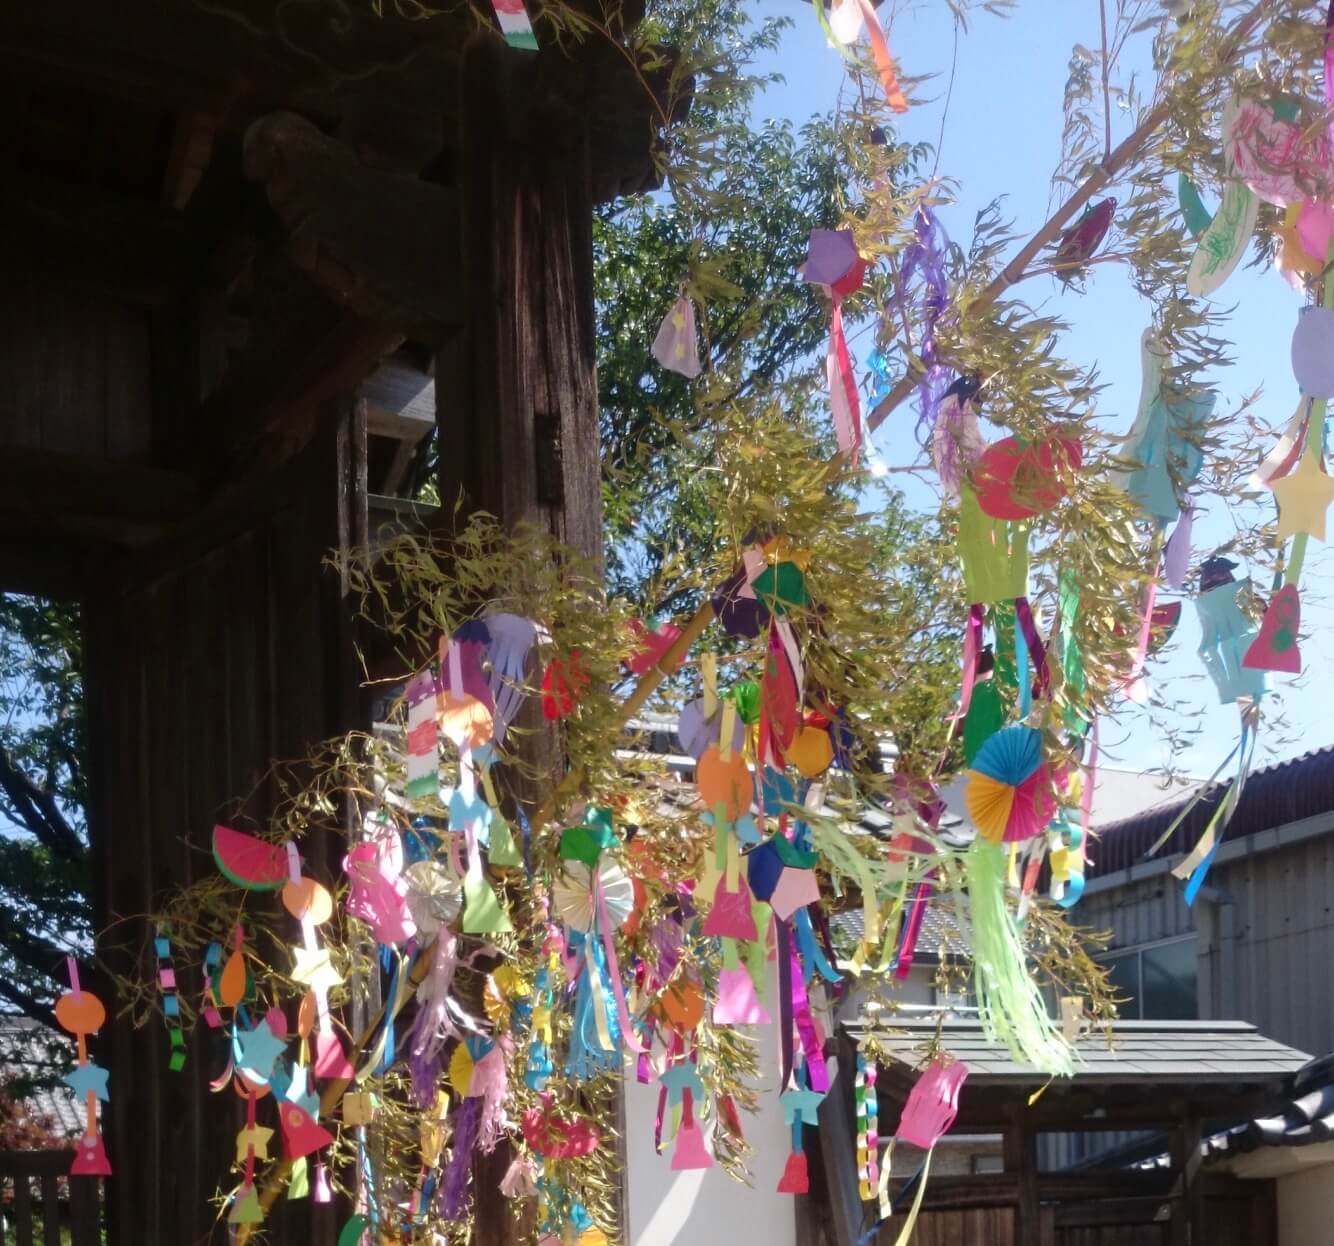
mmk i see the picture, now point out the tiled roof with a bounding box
[830,898,971,959]
[0,1015,80,1137]
[1091,745,1334,877]
[842,1018,1312,1085]
[1204,1053,1334,1160]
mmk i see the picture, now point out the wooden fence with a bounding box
[0,1151,101,1246]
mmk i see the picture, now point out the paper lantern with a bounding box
[974,436,1082,520]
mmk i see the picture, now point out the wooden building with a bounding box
[0,2,674,1241]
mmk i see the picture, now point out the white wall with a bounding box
[1278,1164,1334,1246]
[625,956,797,1246]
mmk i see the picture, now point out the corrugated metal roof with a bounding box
[1091,744,1334,877]
[843,1018,1311,1084]
[0,1016,80,1137]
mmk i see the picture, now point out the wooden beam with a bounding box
[243,112,464,335]
[0,448,201,532]
[3,170,197,305]
[1003,1107,1040,1246]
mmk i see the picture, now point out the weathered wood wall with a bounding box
[83,403,365,1246]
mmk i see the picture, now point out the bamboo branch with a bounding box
[867,0,1274,436]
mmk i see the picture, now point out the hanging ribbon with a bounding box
[595,873,646,1055]
[1013,597,1050,702]
[828,301,863,459]
[899,208,949,437]
[952,604,986,725]
[855,0,910,112]
[894,880,931,980]
[786,935,829,1092]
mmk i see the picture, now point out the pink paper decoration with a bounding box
[344,839,414,945]
[280,1103,337,1160]
[776,1148,809,1193]
[895,1059,968,1149]
[652,296,702,379]
[1296,199,1334,262]
[768,868,820,921]
[313,1030,355,1081]
[702,880,758,940]
[71,1133,112,1176]
[1292,307,1334,398]
[670,1120,713,1171]
[1243,584,1302,673]
[713,966,771,1025]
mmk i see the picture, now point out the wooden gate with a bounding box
[0,1151,101,1246]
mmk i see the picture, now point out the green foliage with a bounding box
[0,595,91,1027]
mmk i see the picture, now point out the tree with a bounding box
[0,594,91,1033]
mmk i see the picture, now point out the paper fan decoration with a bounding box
[403,860,463,935]
[551,860,634,934]
[964,726,1051,844]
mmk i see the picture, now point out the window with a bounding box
[1099,937,1197,1020]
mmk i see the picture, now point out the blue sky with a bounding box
[755,4,1332,777]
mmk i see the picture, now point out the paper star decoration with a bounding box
[1272,451,1334,541]
[233,1023,287,1082]
[290,946,344,993]
[64,1063,110,1102]
[781,1085,827,1127]
[235,1124,275,1164]
[658,1061,704,1105]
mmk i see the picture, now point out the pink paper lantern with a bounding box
[895,1059,968,1149]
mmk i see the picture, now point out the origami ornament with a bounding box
[213,824,287,890]
[489,0,537,51]
[801,229,867,294]
[1186,179,1258,297]
[711,563,769,639]
[1111,329,1212,526]
[957,485,1031,605]
[1178,173,1213,238]
[652,294,702,379]
[1272,449,1334,541]
[541,651,589,720]
[973,436,1082,520]
[787,721,834,777]
[964,726,1052,844]
[154,927,186,1071]
[1195,565,1267,704]
[404,668,440,800]
[1243,584,1302,674]
[1052,197,1115,277]
[713,940,770,1025]
[56,958,111,1178]
[1223,94,1333,208]
[1292,307,1334,398]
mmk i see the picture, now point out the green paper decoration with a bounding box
[958,484,1030,605]
[463,875,512,934]
[752,561,809,614]
[288,1155,309,1199]
[488,817,522,867]
[962,680,1005,765]
[338,1214,369,1246]
[728,680,761,725]
[228,1186,264,1225]
[559,823,613,865]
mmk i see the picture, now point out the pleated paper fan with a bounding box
[970,725,1042,785]
[551,860,634,934]
[964,772,1017,842]
[965,725,1048,844]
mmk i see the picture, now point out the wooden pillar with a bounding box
[444,34,605,1246]
[1170,1113,1204,1246]
[1003,1108,1043,1246]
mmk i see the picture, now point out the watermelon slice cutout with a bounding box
[213,824,288,891]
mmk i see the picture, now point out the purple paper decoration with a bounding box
[1292,307,1334,398]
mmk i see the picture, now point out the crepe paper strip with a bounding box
[901,214,951,440]
[1243,584,1302,673]
[1293,307,1334,399]
[1186,180,1259,297]
[1120,577,1157,706]
[1173,718,1257,904]
[489,0,537,50]
[1177,174,1213,238]
[827,302,862,459]
[1052,198,1115,273]
[213,824,288,890]
[651,294,702,379]
[974,437,1083,520]
[1163,507,1195,591]
[854,0,909,113]
[957,485,1030,606]
[893,880,931,980]
[967,839,1073,1075]
[760,632,800,755]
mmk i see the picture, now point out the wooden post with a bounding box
[443,34,605,1246]
[1170,1113,1204,1246]
[1003,1107,1041,1246]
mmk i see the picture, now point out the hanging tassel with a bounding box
[437,1098,482,1221]
[966,840,1072,1076]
